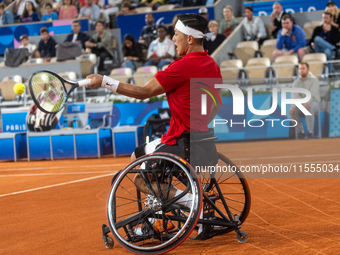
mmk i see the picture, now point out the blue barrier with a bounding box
[244,0,340,16]
[329,89,340,137]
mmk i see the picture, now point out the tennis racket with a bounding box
[28,70,91,114]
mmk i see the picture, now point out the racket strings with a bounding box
[31,72,66,112]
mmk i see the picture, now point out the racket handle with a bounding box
[78,79,91,87]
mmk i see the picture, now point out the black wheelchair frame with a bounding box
[101,144,251,254]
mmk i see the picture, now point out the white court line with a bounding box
[0,172,117,198]
[0,163,127,172]
[0,171,116,177]
[234,153,340,161]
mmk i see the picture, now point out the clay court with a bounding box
[1,138,340,255]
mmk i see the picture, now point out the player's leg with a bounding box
[297,47,306,62]
[305,101,320,137]
[272,49,284,61]
[292,109,304,138]
[132,139,194,208]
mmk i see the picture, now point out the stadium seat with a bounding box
[220,59,244,85]
[264,24,272,39]
[302,53,327,78]
[31,44,37,52]
[31,45,38,59]
[109,68,133,84]
[24,58,43,64]
[260,39,277,61]
[244,57,271,85]
[2,75,23,84]
[234,41,259,66]
[303,21,323,41]
[104,38,120,67]
[157,4,175,11]
[272,55,299,83]
[79,53,98,77]
[133,66,158,86]
[0,81,18,102]
[58,72,77,81]
[135,6,153,13]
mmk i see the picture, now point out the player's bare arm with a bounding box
[86,74,166,100]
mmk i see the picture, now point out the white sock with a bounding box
[174,188,193,208]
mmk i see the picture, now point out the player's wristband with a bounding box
[101,75,120,93]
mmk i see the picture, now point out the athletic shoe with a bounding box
[297,131,305,139]
[307,132,314,139]
[134,218,175,236]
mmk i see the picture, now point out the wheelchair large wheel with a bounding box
[107,153,202,254]
[198,152,251,233]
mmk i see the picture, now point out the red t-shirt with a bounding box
[155,50,222,145]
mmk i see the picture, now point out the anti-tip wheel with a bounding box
[237,231,248,243]
[104,237,114,249]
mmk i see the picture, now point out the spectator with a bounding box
[273,14,306,62]
[65,19,89,49]
[122,34,144,72]
[85,20,114,73]
[19,34,34,57]
[144,25,175,70]
[35,27,57,62]
[218,5,238,38]
[41,3,58,21]
[14,0,37,17]
[326,1,340,28]
[59,0,78,20]
[21,1,39,23]
[270,2,286,38]
[78,0,86,10]
[0,2,14,25]
[116,2,137,16]
[138,0,164,11]
[78,0,100,31]
[139,13,157,50]
[242,6,267,46]
[98,0,121,27]
[290,62,321,139]
[310,12,340,74]
[203,20,225,55]
[199,7,209,21]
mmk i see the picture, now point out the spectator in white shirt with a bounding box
[144,25,175,70]
[242,6,267,46]
[98,0,121,27]
[18,34,35,58]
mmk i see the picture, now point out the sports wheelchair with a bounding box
[101,136,251,254]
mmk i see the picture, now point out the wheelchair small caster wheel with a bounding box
[104,237,114,249]
[237,231,248,243]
